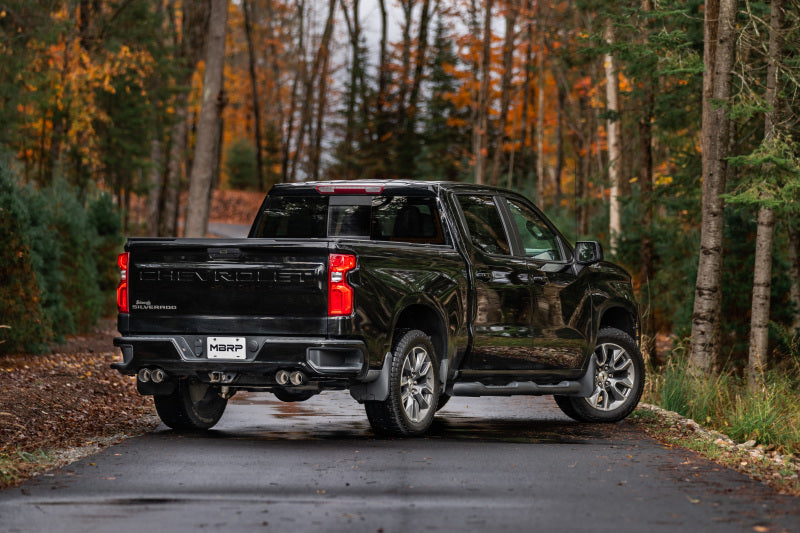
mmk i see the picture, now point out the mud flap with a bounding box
[349,353,392,403]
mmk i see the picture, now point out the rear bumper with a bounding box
[112,335,369,386]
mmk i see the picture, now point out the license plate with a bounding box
[207,337,247,359]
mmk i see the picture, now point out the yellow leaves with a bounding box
[656,175,674,187]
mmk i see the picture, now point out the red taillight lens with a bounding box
[328,253,356,316]
[117,252,129,313]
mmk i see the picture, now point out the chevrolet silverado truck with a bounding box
[113,180,644,436]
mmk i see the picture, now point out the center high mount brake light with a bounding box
[315,184,385,195]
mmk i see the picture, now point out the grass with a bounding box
[644,340,800,455]
[0,449,54,488]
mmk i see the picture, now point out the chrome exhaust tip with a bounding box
[275,370,290,386]
[137,368,151,383]
[151,368,166,384]
[289,371,306,386]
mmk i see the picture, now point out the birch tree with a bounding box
[689,0,739,374]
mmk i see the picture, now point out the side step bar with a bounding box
[450,356,597,398]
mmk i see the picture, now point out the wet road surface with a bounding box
[1,392,798,533]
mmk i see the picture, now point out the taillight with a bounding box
[328,253,356,316]
[117,252,129,313]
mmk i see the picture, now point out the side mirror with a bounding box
[575,241,604,264]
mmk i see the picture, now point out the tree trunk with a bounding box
[376,0,389,145]
[604,23,622,256]
[340,0,361,169]
[535,23,545,204]
[184,0,228,238]
[242,0,265,190]
[474,0,493,185]
[489,0,518,187]
[289,0,336,182]
[521,2,533,195]
[638,0,656,362]
[161,99,187,236]
[554,79,565,207]
[281,1,305,183]
[789,223,800,333]
[689,0,738,374]
[310,35,332,180]
[145,135,163,236]
[747,0,784,388]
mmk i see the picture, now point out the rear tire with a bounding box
[365,329,440,437]
[154,379,227,430]
[554,327,644,423]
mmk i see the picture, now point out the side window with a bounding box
[371,196,445,244]
[506,199,562,261]
[457,195,511,255]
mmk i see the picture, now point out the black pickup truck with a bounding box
[113,180,643,436]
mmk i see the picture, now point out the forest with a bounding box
[1,0,800,440]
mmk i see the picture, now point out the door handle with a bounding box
[476,271,492,281]
[531,275,547,284]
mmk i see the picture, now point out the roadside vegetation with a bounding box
[642,332,800,455]
[0,160,122,354]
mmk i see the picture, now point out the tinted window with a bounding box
[371,196,444,244]
[251,195,444,244]
[251,196,328,238]
[506,199,562,261]
[457,195,510,255]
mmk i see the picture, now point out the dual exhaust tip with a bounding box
[137,367,167,384]
[139,367,307,387]
[275,370,306,386]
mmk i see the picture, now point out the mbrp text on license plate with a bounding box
[207,337,247,359]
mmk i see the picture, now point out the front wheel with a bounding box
[153,379,228,430]
[555,327,644,423]
[365,329,440,437]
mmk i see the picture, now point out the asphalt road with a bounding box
[0,392,798,533]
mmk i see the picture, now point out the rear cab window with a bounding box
[251,194,447,245]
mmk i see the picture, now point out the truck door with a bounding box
[454,194,534,372]
[503,197,591,370]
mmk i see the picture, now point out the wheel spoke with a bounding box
[588,389,602,408]
[610,376,633,390]
[608,385,627,402]
[413,391,430,411]
[613,358,632,373]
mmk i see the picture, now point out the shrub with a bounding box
[0,162,50,354]
[225,138,259,190]
[21,180,108,339]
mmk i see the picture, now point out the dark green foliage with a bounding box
[0,161,50,354]
[225,138,259,190]
[1,160,122,353]
[89,192,124,315]
[21,180,105,338]
[416,21,471,182]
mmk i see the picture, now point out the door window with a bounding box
[456,195,511,255]
[506,199,563,261]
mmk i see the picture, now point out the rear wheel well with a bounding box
[599,307,638,341]
[393,305,447,362]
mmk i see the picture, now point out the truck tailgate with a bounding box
[125,239,329,335]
